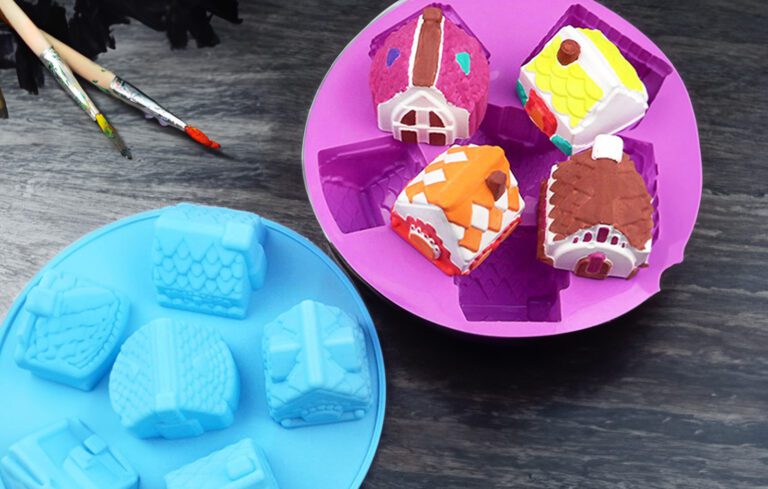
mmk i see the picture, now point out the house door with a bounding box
[575,252,612,279]
[397,109,449,145]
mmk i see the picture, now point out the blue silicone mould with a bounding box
[0,418,139,489]
[165,438,278,489]
[0,205,386,489]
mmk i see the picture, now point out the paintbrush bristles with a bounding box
[96,113,132,159]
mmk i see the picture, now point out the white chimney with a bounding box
[591,135,624,163]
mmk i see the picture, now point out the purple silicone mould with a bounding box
[302,0,702,337]
[522,3,673,103]
[319,138,426,234]
[457,226,570,322]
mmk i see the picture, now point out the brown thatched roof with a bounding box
[546,150,654,250]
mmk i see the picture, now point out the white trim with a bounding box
[407,16,424,87]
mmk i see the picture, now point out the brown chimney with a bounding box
[422,6,443,23]
[557,39,581,65]
[486,171,508,201]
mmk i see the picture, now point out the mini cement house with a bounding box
[391,145,525,276]
[369,5,490,145]
[0,418,138,489]
[152,204,267,319]
[538,135,654,279]
[263,300,372,428]
[517,25,648,155]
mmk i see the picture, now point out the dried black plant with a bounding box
[0,0,241,93]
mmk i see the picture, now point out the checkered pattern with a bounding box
[396,145,524,263]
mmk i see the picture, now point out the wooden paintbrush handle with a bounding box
[41,32,115,90]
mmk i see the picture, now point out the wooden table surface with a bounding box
[0,1,765,488]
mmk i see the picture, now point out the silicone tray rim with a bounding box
[301,0,702,338]
[0,207,387,489]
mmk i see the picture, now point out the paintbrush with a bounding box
[38,29,220,149]
[0,0,131,158]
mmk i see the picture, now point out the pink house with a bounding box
[369,5,490,146]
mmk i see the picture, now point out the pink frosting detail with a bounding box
[370,18,418,106]
[436,21,490,133]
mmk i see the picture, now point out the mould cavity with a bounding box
[319,137,427,234]
[457,226,570,322]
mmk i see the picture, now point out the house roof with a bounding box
[369,6,489,114]
[402,145,522,253]
[522,27,645,128]
[547,149,653,250]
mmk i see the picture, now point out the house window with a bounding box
[610,236,619,245]
[583,232,592,243]
[429,133,446,145]
[597,227,609,243]
[394,105,452,145]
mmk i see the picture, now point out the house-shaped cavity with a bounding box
[165,439,279,489]
[263,300,372,428]
[517,26,648,155]
[0,418,138,489]
[15,271,130,391]
[152,203,267,319]
[109,318,240,439]
[391,145,525,276]
[538,135,654,279]
[370,5,490,145]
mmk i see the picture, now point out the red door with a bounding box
[575,252,612,279]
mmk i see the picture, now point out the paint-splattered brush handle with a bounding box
[36,24,219,149]
[39,47,132,159]
[109,77,187,130]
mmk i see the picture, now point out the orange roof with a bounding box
[404,146,520,231]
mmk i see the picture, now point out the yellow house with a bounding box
[517,26,648,155]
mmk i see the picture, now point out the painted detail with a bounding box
[550,135,573,155]
[525,90,557,137]
[456,52,471,75]
[392,145,525,275]
[515,79,528,106]
[386,47,400,67]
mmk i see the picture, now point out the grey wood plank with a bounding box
[0,1,766,488]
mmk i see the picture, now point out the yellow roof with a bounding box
[579,28,644,93]
[522,28,646,128]
[524,35,604,128]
